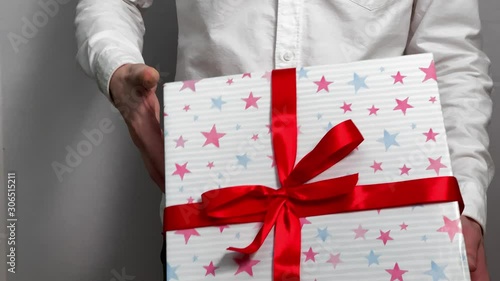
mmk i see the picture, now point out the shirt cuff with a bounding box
[459,181,487,234]
[95,47,145,103]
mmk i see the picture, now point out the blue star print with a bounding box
[424,261,448,281]
[348,72,368,94]
[377,130,400,151]
[298,67,309,79]
[325,122,333,131]
[166,263,179,281]
[211,96,226,111]
[193,255,198,262]
[236,154,251,168]
[421,235,428,242]
[316,227,331,242]
[366,250,381,266]
[317,113,323,120]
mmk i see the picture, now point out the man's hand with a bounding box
[109,63,165,193]
[462,215,490,281]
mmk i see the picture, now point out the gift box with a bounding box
[162,53,470,281]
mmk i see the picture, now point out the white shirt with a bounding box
[75,0,494,231]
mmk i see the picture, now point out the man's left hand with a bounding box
[461,215,490,281]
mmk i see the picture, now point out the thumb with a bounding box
[129,64,160,91]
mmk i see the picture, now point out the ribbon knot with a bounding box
[195,70,365,276]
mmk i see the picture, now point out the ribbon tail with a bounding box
[228,199,286,254]
[273,204,301,281]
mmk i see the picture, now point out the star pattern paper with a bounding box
[163,54,468,281]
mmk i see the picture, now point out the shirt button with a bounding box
[281,51,294,62]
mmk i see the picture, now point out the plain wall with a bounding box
[0,0,498,280]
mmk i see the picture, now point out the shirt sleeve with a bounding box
[75,0,154,102]
[405,0,494,232]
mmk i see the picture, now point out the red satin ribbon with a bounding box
[163,68,464,280]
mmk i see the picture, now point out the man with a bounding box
[75,0,493,280]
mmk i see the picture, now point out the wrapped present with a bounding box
[162,53,470,281]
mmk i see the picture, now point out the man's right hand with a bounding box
[109,63,165,193]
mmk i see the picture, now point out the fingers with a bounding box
[462,216,481,272]
[125,98,165,193]
[110,63,164,192]
[129,64,160,92]
[470,241,490,281]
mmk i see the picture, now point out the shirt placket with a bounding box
[274,0,304,69]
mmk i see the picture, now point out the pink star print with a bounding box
[163,112,168,117]
[172,162,191,180]
[226,78,234,85]
[234,256,260,276]
[426,156,447,175]
[174,228,200,244]
[392,71,406,84]
[326,253,342,269]
[265,124,271,134]
[261,71,271,82]
[370,161,383,173]
[303,247,319,262]
[386,263,408,281]
[183,105,191,112]
[314,76,333,93]
[429,96,437,103]
[242,72,252,78]
[242,92,261,109]
[377,230,394,245]
[251,134,259,141]
[203,261,219,276]
[299,217,311,228]
[180,79,200,92]
[420,60,437,82]
[423,128,439,142]
[187,196,194,203]
[368,105,379,116]
[340,102,352,113]
[267,155,276,168]
[353,225,369,239]
[207,161,214,169]
[400,222,409,230]
[352,224,368,239]
[201,125,226,147]
[174,136,187,148]
[393,97,414,115]
[399,164,411,175]
[437,216,462,242]
[219,225,230,233]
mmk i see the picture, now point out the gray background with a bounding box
[0,0,498,280]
